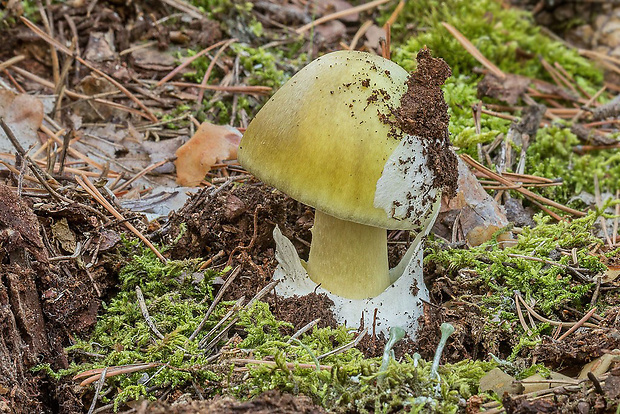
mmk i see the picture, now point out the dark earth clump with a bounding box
[270,293,338,334]
[532,325,620,371]
[394,48,458,198]
[166,183,309,302]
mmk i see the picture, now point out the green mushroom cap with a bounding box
[239,50,440,232]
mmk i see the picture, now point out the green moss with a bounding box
[441,76,512,151]
[232,44,292,88]
[527,125,620,204]
[39,243,224,408]
[190,0,253,19]
[1,0,42,27]
[178,43,305,124]
[427,212,606,321]
[236,327,496,413]
[389,0,601,84]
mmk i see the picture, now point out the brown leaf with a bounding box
[175,121,242,186]
[477,73,530,105]
[438,158,512,246]
[0,89,44,153]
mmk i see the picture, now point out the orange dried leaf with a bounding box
[175,121,242,186]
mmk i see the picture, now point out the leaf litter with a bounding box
[0,0,619,412]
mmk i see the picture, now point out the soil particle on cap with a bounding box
[392,48,458,198]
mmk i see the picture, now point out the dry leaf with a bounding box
[364,25,386,53]
[602,265,620,284]
[477,73,530,105]
[521,371,574,394]
[578,349,620,379]
[479,368,524,396]
[0,89,44,153]
[175,121,242,186]
[438,157,512,246]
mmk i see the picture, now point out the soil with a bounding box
[1,0,619,412]
[146,389,326,413]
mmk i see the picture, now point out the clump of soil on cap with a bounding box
[394,48,458,198]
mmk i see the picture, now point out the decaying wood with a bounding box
[0,183,54,413]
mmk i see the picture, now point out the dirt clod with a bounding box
[394,48,458,198]
[271,293,338,332]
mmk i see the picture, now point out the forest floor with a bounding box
[1,0,620,412]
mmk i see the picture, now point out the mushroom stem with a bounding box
[306,210,391,299]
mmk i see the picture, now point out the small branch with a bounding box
[507,253,590,282]
[112,158,173,194]
[197,39,237,103]
[0,117,70,203]
[199,297,246,351]
[461,154,585,217]
[317,328,368,360]
[136,286,165,340]
[348,20,373,50]
[515,293,533,335]
[557,307,597,341]
[0,55,26,71]
[383,0,404,29]
[287,318,322,344]
[20,17,158,122]
[75,175,166,262]
[157,39,232,86]
[230,358,333,371]
[515,293,599,329]
[75,363,160,387]
[86,367,108,414]
[442,22,505,79]
[189,266,241,342]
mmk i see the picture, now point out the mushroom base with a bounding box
[306,210,390,300]
[272,226,429,338]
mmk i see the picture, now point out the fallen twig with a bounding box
[515,293,599,329]
[189,266,242,342]
[20,17,158,122]
[86,367,108,414]
[74,363,161,387]
[157,39,232,86]
[197,38,237,103]
[317,328,368,360]
[507,253,590,282]
[287,318,322,344]
[230,358,333,371]
[461,154,585,217]
[75,174,166,262]
[136,285,165,340]
[557,307,597,341]
[442,22,505,79]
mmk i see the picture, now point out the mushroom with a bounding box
[238,49,456,337]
